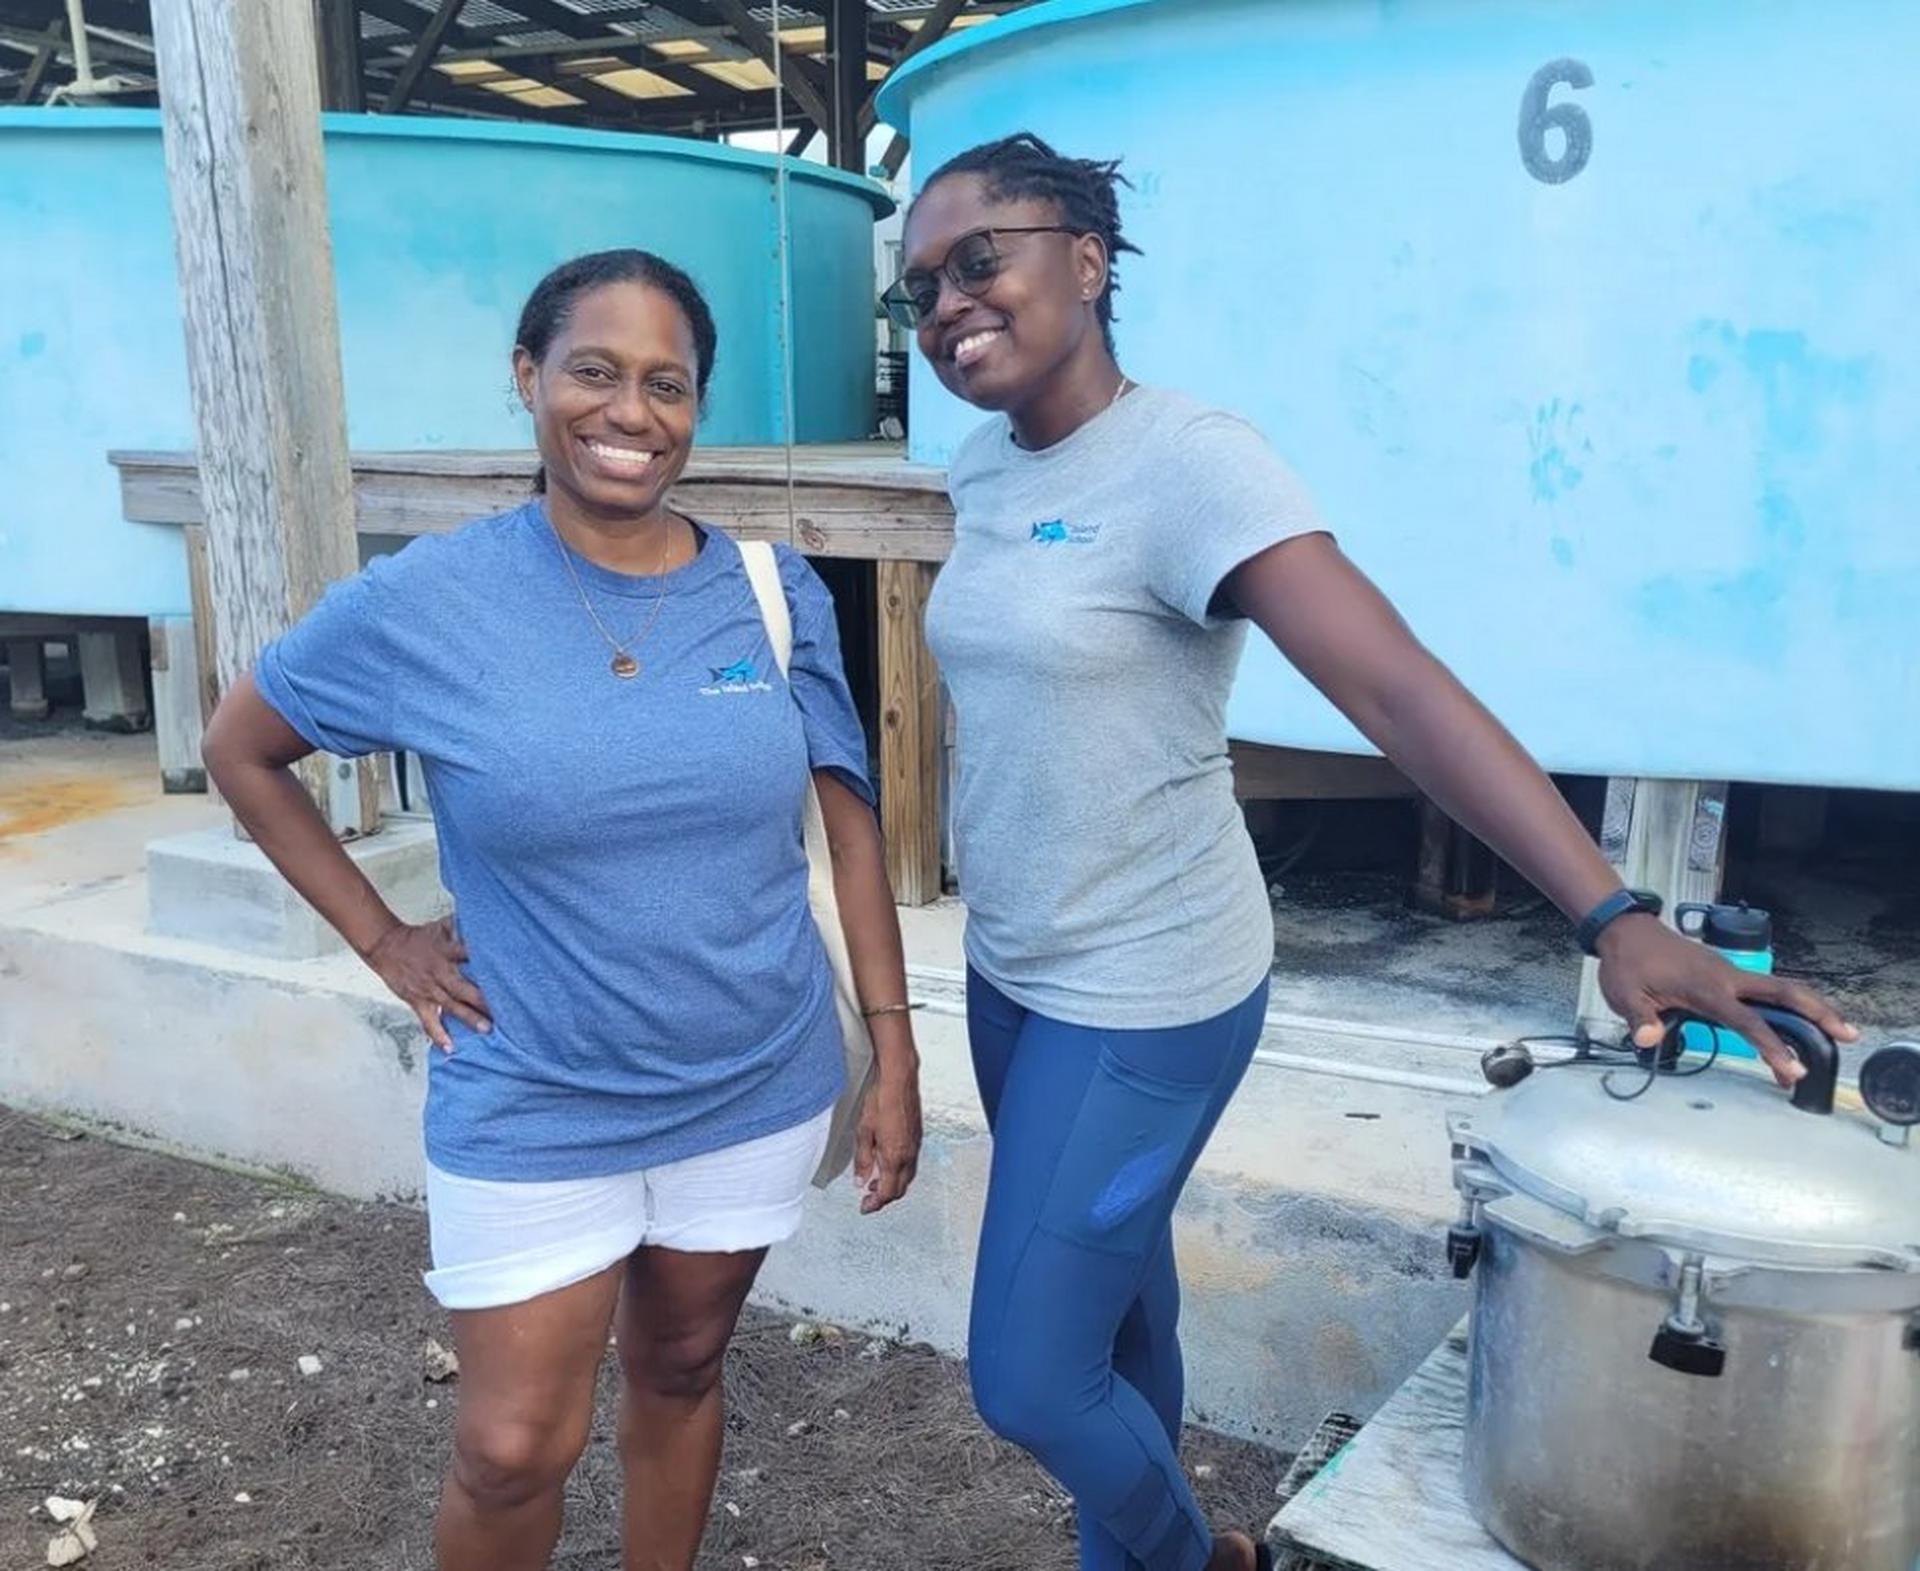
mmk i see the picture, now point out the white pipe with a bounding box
[906,964,1507,1056]
[1250,1049,1487,1099]
[1262,1008,1502,1057]
[63,0,95,92]
[906,968,1490,1098]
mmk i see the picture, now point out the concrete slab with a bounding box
[147,817,449,960]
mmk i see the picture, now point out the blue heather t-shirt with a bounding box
[254,503,871,1182]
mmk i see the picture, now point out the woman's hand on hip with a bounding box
[1595,913,1855,1086]
[363,916,493,1052]
[855,1067,922,1215]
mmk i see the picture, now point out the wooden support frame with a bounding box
[383,0,468,113]
[878,560,942,904]
[827,0,867,171]
[702,0,833,133]
[9,13,60,103]
[858,0,969,137]
[112,445,953,904]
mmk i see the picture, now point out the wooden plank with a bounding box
[1230,742,1415,802]
[150,0,379,838]
[878,559,942,906]
[1573,778,1728,1040]
[109,446,959,561]
[4,637,49,720]
[150,616,208,793]
[383,0,467,113]
[1268,1321,1525,1571]
[111,443,944,488]
[12,16,62,104]
[0,613,148,640]
[183,526,222,726]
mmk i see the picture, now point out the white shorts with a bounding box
[423,1108,833,1311]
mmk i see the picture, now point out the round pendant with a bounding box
[610,652,640,679]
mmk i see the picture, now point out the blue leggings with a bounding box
[965,969,1269,1571]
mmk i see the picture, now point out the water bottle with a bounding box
[1675,901,1774,1062]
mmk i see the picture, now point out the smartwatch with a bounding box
[1577,888,1663,956]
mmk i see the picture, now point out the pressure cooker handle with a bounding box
[1666,1005,1839,1114]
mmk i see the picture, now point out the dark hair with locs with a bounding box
[516,248,719,494]
[912,132,1142,352]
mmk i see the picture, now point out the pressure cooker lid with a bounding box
[1464,1063,1920,1269]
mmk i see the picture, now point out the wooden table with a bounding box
[1267,1321,1527,1571]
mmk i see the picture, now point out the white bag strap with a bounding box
[740,540,793,678]
[738,538,876,1192]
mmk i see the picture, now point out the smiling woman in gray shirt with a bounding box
[884,132,1856,1571]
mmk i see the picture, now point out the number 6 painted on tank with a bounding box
[1518,58,1594,183]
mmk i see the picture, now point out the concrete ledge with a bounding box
[3,873,1474,1443]
[147,818,449,959]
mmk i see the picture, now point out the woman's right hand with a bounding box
[363,917,493,1052]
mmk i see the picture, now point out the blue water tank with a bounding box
[880,0,1919,790]
[0,110,889,619]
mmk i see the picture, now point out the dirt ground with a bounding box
[0,1107,1289,1571]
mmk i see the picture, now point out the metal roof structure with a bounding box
[0,0,1029,164]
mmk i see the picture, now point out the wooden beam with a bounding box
[827,0,865,171]
[4,637,50,720]
[150,0,380,838]
[700,0,833,132]
[878,559,942,904]
[11,14,59,103]
[112,447,956,561]
[879,128,907,180]
[1228,742,1415,803]
[858,0,967,136]
[1573,778,1729,1041]
[383,0,467,113]
[312,0,365,111]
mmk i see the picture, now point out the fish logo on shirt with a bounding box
[699,655,773,697]
[1031,518,1101,546]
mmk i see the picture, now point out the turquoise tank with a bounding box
[878,0,1920,791]
[0,110,890,619]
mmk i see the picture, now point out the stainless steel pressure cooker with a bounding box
[1448,1008,1920,1571]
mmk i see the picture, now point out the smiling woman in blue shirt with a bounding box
[201,249,924,1571]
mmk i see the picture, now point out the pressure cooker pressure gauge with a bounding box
[1860,1044,1920,1127]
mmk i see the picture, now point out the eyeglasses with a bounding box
[879,226,1081,331]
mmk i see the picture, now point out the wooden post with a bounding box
[78,627,150,732]
[1575,777,1729,1041]
[826,0,866,173]
[312,0,365,112]
[5,638,49,720]
[150,0,379,838]
[150,617,208,794]
[1414,799,1498,921]
[878,559,942,906]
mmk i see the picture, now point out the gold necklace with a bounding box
[545,514,677,679]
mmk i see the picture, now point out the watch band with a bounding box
[1577,888,1664,956]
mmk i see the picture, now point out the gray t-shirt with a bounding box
[925,385,1327,1029]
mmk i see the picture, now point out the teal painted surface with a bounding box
[0,111,888,618]
[882,0,1920,790]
